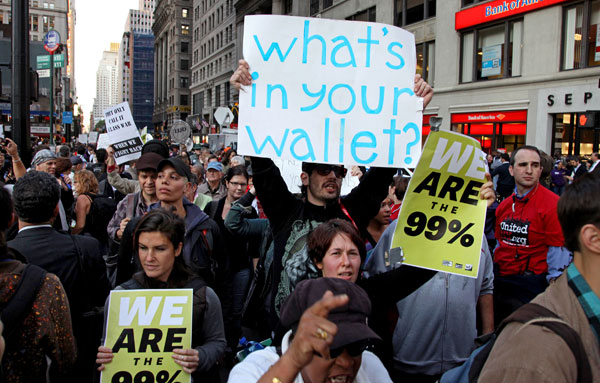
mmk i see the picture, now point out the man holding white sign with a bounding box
[230,15,433,326]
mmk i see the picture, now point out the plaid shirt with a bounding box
[106,191,149,242]
[567,262,600,344]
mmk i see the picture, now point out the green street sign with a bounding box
[36,54,64,69]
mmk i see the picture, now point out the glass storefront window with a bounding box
[552,113,599,156]
[562,0,600,70]
[452,121,526,153]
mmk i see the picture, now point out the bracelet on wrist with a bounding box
[12,158,21,163]
[272,378,283,383]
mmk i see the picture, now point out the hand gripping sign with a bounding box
[238,15,423,168]
[101,289,193,383]
[391,131,488,278]
[104,102,143,165]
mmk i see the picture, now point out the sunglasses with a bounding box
[314,164,347,178]
[329,340,376,358]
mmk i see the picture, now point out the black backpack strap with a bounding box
[0,264,47,341]
[506,303,592,383]
[470,303,592,383]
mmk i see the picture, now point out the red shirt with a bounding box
[494,184,564,276]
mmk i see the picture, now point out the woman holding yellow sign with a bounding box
[96,209,226,382]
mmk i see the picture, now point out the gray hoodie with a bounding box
[364,220,494,375]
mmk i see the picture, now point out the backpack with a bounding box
[440,302,593,383]
[0,264,47,343]
[84,193,117,246]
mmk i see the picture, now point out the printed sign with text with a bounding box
[104,102,143,165]
[391,131,487,278]
[101,289,193,383]
[238,15,422,168]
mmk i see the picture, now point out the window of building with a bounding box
[207,89,212,106]
[43,2,48,8]
[180,94,189,106]
[346,6,376,22]
[460,19,523,83]
[462,0,486,6]
[397,0,436,27]
[416,40,435,84]
[552,113,600,155]
[284,0,293,14]
[181,59,189,70]
[180,76,189,88]
[215,84,221,106]
[31,15,39,31]
[224,82,230,104]
[182,8,189,18]
[181,41,189,53]
[182,24,190,35]
[193,92,204,114]
[562,0,600,70]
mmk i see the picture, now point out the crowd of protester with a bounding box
[0,66,599,383]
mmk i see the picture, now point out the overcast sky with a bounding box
[75,0,138,130]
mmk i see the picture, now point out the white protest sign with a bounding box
[78,133,88,144]
[238,15,422,168]
[88,131,99,143]
[96,133,110,149]
[273,159,359,195]
[104,102,143,165]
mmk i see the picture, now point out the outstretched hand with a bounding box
[414,74,433,109]
[285,291,349,369]
[230,59,252,90]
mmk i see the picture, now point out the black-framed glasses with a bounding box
[314,164,347,178]
[329,339,376,358]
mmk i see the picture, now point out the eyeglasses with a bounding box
[229,181,247,188]
[329,340,375,358]
[314,164,347,178]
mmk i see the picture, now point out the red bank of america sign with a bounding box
[455,0,569,30]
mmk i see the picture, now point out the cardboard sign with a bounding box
[96,133,110,150]
[78,133,88,144]
[391,131,487,278]
[101,289,193,383]
[88,131,99,144]
[238,15,422,168]
[104,102,143,165]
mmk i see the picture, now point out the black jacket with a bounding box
[250,157,395,322]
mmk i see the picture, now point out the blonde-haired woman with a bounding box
[72,169,99,235]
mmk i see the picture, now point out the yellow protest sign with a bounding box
[392,130,487,278]
[101,289,193,383]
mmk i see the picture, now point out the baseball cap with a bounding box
[70,155,83,166]
[136,152,163,172]
[157,158,192,180]
[142,139,170,159]
[280,278,380,351]
[206,162,223,172]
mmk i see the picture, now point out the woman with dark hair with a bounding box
[0,183,77,381]
[204,165,258,352]
[96,209,226,381]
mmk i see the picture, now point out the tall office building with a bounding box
[152,0,192,131]
[92,43,119,122]
[189,0,236,129]
[118,0,155,104]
